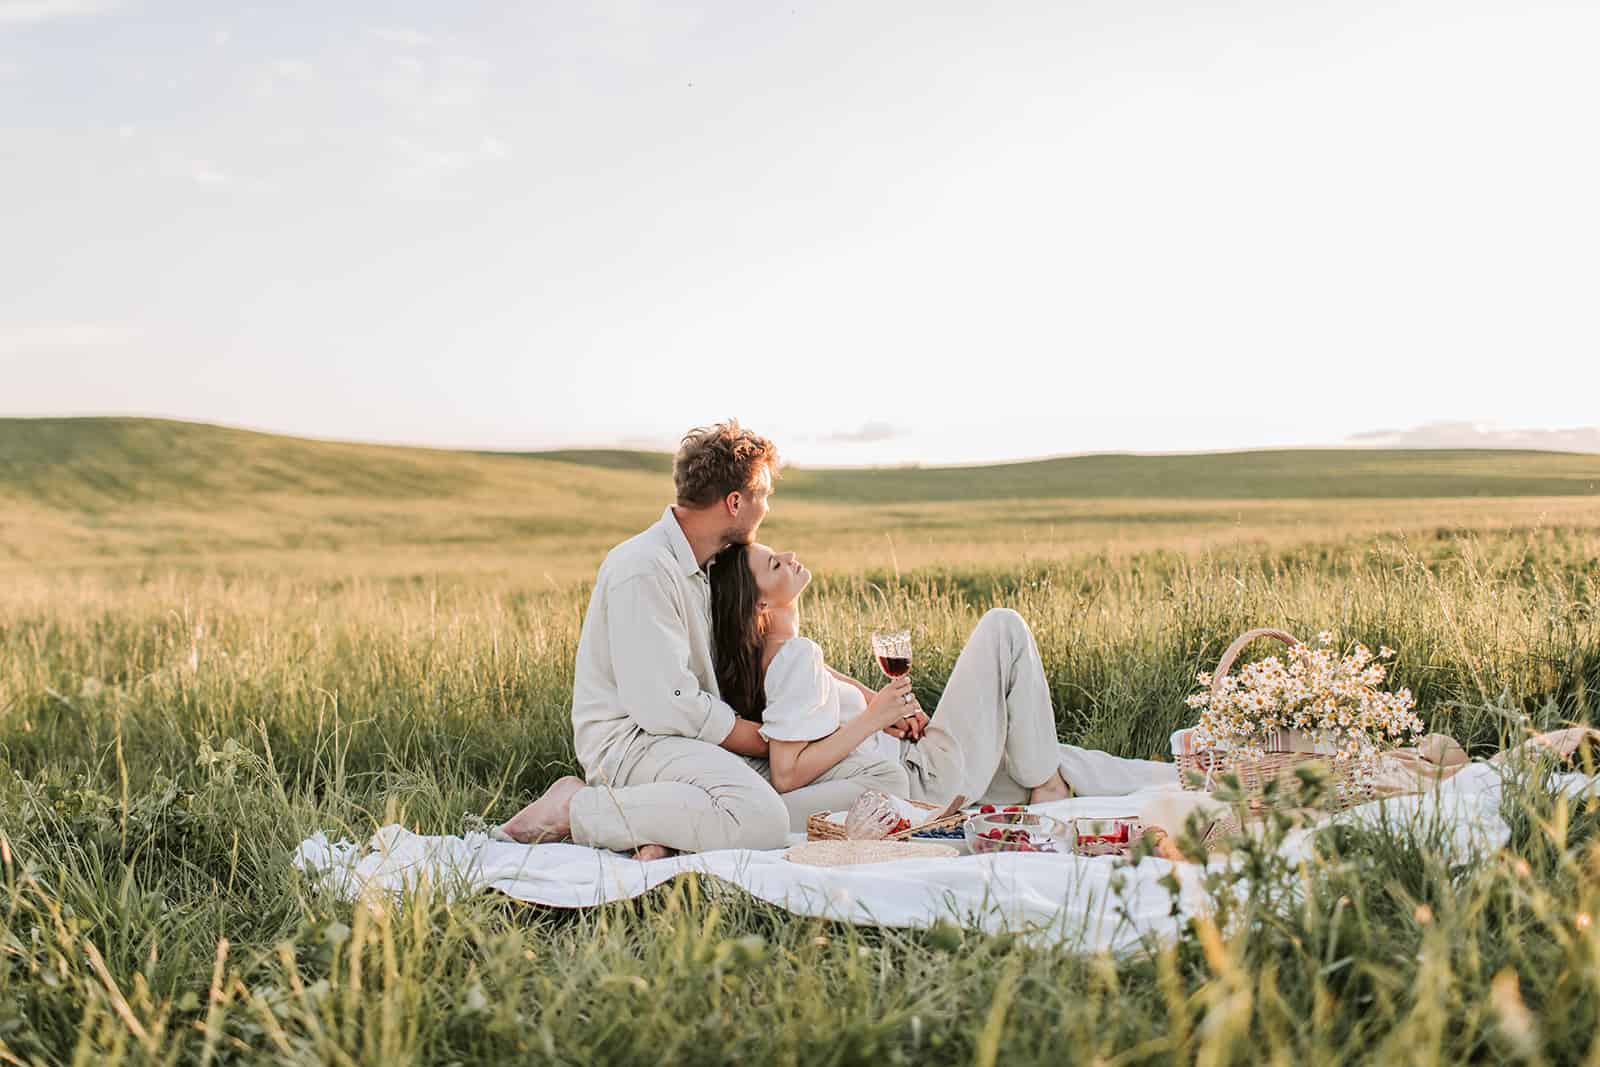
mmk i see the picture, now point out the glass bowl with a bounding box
[963,811,1071,855]
[1071,816,1140,857]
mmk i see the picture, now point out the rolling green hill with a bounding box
[777,448,1600,502]
[0,418,672,573]
[514,444,1600,501]
[3,417,1597,579]
[502,449,676,476]
[6,417,1599,509]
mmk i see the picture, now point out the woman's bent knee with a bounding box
[978,606,1029,647]
[981,606,1025,630]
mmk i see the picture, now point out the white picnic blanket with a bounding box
[293,763,1597,952]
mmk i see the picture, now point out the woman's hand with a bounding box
[885,709,929,741]
[866,675,922,729]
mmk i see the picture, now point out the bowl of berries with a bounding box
[964,805,1071,855]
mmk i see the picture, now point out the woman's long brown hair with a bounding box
[709,543,766,721]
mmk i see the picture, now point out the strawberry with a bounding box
[1003,805,1024,813]
[979,804,997,814]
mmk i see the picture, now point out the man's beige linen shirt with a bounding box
[571,507,739,782]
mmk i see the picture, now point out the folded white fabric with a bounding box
[293,766,1594,950]
[295,787,1188,951]
[1058,744,1179,796]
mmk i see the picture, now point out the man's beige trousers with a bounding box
[569,733,911,850]
[568,736,791,853]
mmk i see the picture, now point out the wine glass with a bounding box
[870,628,912,679]
[870,628,917,724]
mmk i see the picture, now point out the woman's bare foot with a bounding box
[1027,769,1071,805]
[632,844,672,861]
[498,775,585,844]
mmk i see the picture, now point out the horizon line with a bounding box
[4,412,1598,470]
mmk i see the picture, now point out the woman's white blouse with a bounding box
[760,638,899,762]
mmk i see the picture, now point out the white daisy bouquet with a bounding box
[1185,630,1426,781]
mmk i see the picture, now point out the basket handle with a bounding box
[1199,627,1301,794]
[1209,627,1302,703]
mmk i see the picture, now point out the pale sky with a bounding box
[2,0,1597,466]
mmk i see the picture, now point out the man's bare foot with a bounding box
[498,775,585,844]
[1028,769,1072,805]
[632,844,672,861]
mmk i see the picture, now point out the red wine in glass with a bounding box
[870,629,913,705]
[876,654,911,677]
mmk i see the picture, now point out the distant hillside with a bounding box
[1,418,475,510]
[4,418,1600,510]
[499,443,1600,501]
[4,417,1597,578]
[775,449,1600,502]
[494,449,675,476]
[498,445,1600,502]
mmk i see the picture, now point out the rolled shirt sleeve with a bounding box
[606,572,737,745]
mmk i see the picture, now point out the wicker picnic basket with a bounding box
[805,799,967,842]
[1177,628,1378,814]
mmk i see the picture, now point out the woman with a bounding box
[710,541,1100,814]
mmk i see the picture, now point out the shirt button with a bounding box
[673,689,681,697]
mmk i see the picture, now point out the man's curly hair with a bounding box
[673,420,780,508]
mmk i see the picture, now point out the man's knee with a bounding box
[690,749,789,850]
[720,787,790,850]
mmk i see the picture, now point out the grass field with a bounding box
[2,417,1599,1064]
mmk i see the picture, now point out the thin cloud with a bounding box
[245,57,321,102]
[386,134,510,195]
[823,422,904,445]
[1348,421,1600,453]
[618,432,682,452]
[371,27,432,47]
[272,58,314,82]
[0,0,118,23]
[364,51,493,125]
[0,323,138,350]
[153,154,232,186]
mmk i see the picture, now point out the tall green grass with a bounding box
[0,527,1597,1063]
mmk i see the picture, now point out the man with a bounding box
[497,421,805,855]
